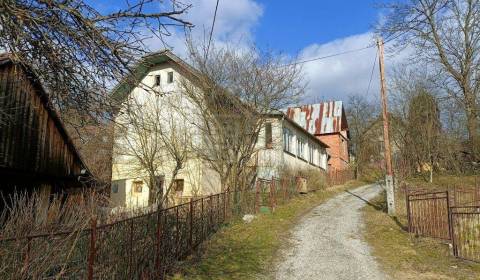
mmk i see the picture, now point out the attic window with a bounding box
[167,71,174,83]
[155,75,161,86]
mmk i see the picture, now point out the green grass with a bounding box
[362,192,480,280]
[169,180,369,280]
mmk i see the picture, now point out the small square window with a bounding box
[133,181,143,193]
[173,179,184,193]
[154,75,161,86]
[167,71,174,83]
[112,183,119,193]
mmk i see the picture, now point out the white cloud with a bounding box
[147,0,263,57]
[298,32,409,104]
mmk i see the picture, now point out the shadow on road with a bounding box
[345,189,408,231]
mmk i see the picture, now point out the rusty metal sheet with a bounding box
[286,101,345,135]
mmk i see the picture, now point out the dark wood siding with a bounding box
[0,63,84,180]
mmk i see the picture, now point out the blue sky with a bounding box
[253,0,380,54]
[91,0,407,102]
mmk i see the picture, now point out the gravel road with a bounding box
[274,183,388,280]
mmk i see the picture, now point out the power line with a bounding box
[205,0,220,60]
[280,45,375,67]
[365,48,378,97]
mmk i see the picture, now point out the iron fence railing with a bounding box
[405,182,480,262]
[0,176,306,279]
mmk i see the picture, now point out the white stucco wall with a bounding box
[111,61,221,208]
[256,116,328,180]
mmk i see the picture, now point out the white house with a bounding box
[110,50,329,209]
[256,111,329,180]
[110,50,221,209]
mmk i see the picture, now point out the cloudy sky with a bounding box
[93,0,409,103]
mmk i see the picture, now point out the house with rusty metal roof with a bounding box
[0,53,91,200]
[286,101,350,172]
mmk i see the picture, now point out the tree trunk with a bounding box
[465,106,479,161]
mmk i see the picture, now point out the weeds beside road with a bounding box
[362,192,480,280]
[170,180,369,280]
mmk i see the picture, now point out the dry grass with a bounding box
[406,174,479,191]
[169,180,369,280]
[362,191,480,280]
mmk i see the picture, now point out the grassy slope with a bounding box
[170,180,368,280]
[362,192,480,280]
[406,174,479,191]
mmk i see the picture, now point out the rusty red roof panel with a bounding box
[286,101,345,135]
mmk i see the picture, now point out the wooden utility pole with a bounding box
[377,37,396,216]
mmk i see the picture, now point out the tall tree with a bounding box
[379,0,480,160]
[346,94,379,178]
[0,0,191,124]
[407,88,442,181]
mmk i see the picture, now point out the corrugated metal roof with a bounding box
[286,101,347,135]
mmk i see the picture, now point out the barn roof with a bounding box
[286,101,349,135]
[0,53,91,178]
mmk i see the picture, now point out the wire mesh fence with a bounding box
[0,176,307,279]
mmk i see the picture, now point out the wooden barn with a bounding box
[0,53,91,197]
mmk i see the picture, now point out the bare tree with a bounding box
[177,41,305,193]
[113,91,192,207]
[379,0,480,160]
[0,0,192,125]
[346,94,379,178]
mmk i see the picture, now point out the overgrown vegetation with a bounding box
[170,180,368,280]
[362,192,480,280]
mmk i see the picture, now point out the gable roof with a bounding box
[286,101,349,135]
[110,50,201,105]
[0,53,91,179]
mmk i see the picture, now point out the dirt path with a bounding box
[274,184,388,280]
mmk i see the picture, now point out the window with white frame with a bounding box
[154,74,161,86]
[283,128,293,153]
[297,137,306,159]
[309,145,316,164]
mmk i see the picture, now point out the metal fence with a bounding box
[328,169,354,186]
[450,206,480,262]
[0,176,304,279]
[406,191,451,240]
[405,184,480,262]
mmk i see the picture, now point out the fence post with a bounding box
[189,198,194,251]
[446,191,453,241]
[405,186,411,233]
[270,177,276,212]
[128,218,134,278]
[201,197,204,242]
[22,237,31,276]
[175,206,179,256]
[155,208,164,279]
[209,196,213,232]
[223,192,227,222]
[255,180,260,213]
[87,217,97,280]
[216,194,220,225]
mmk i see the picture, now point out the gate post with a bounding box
[405,186,411,233]
[255,180,260,213]
[189,198,194,251]
[87,217,97,280]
